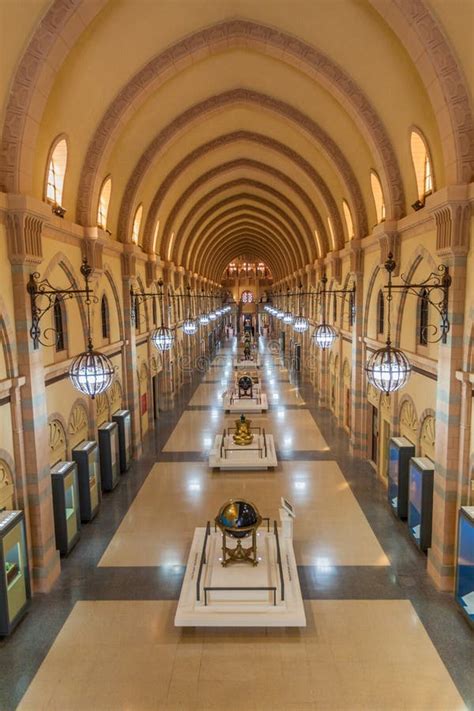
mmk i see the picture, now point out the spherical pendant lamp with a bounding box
[69,339,115,399]
[312,323,337,349]
[151,326,174,351]
[293,316,309,333]
[183,318,198,335]
[366,340,411,394]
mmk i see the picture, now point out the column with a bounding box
[427,194,470,590]
[348,241,365,458]
[121,247,142,458]
[7,204,61,592]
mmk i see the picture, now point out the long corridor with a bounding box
[2,338,472,711]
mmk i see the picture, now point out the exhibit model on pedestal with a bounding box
[223,374,269,413]
[233,335,260,369]
[175,498,305,627]
[209,414,277,470]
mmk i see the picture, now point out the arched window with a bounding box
[241,290,254,303]
[152,296,157,325]
[45,137,68,206]
[418,288,429,346]
[151,219,160,253]
[97,176,112,230]
[131,204,143,244]
[333,293,337,323]
[53,298,66,352]
[327,216,336,249]
[377,289,385,335]
[101,295,110,340]
[370,171,386,224]
[348,290,355,328]
[410,129,434,202]
[342,200,354,240]
[134,295,140,331]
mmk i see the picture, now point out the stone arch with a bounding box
[95,392,110,428]
[363,263,382,339]
[42,251,88,347]
[145,131,344,260]
[0,295,16,379]
[3,6,470,200]
[172,177,326,266]
[48,415,68,466]
[116,88,368,245]
[399,395,418,445]
[393,244,439,347]
[67,399,90,452]
[102,265,125,342]
[419,409,436,461]
[107,379,123,415]
[0,451,16,510]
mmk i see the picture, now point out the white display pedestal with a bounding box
[233,356,260,369]
[209,434,277,470]
[175,525,305,627]
[223,392,268,413]
[279,508,294,539]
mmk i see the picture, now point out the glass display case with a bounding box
[112,409,132,473]
[408,457,434,553]
[388,437,415,519]
[51,461,81,556]
[98,422,120,492]
[72,441,101,522]
[455,506,474,627]
[0,510,30,635]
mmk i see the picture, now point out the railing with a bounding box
[196,521,211,602]
[274,520,285,601]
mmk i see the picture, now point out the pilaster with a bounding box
[121,247,142,458]
[7,208,61,592]
[427,197,470,591]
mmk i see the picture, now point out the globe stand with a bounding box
[221,529,258,567]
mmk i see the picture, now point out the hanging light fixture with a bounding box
[366,254,411,394]
[182,285,197,336]
[151,280,174,351]
[312,274,337,349]
[293,284,309,333]
[198,289,210,325]
[69,260,115,398]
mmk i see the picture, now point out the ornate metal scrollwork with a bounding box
[384,253,451,344]
[27,259,97,350]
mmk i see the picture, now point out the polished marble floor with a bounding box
[1,338,473,710]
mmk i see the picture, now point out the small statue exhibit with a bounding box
[232,414,254,446]
[238,375,253,398]
[215,499,262,566]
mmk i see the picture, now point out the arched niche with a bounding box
[48,418,68,466]
[419,413,436,461]
[0,459,15,511]
[95,393,110,428]
[107,379,123,416]
[399,397,418,447]
[68,401,90,452]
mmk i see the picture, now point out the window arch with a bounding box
[97,176,112,230]
[131,204,143,244]
[418,288,429,346]
[45,136,68,206]
[53,297,66,352]
[152,295,157,325]
[327,216,336,249]
[348,290,355,328]
[241,290,254,304]
[410,129,434,202]
[332,293,337,324]
[101,295,110,340]
[342,200,354,240]
[134,295,140,331]
[370,171,386,224]
[376,289,385,335]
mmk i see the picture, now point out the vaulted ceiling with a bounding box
[1,0,472,282]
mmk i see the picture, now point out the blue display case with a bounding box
[455,506,474,627]
[408,457,434,553]
[0,510,30,636]
[388,437,415,519]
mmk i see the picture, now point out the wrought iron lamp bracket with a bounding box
[27,258,97,349]
[383,253,451,344]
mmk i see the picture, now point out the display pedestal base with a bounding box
[223,393,268,413]
[175,527,305,627]
[233,357,260,369]
[209,434,277,470]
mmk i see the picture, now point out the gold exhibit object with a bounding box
[215,499,262,567]
[232,414,254,446]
